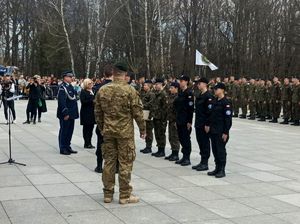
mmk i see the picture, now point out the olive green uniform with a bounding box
[281,84,292,121]
[240,83,250,116]
[151,90,167,149]
[291,84,300,122]
[257,84,267,119]
[248,84,257,118]
[166,93,180,151]
[231,83,240,116]
[270,83,282,120]
[94,79,146,200]
[141,90,155,148]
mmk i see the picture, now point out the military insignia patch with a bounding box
[226,110,231,115]
[208,104,212,109]
[226,105,230,108]
[189,102,194,106]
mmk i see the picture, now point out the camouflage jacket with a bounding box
[271,83,281,102]
[94,79,146,138]
[292,84,300,103]
[166,93,178,122]
[151,90,167,120]
[281,84,292,101]
[141,89,155,111]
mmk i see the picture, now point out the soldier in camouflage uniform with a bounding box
[280,78,292,124]
[151,79,168,157]
[257,80,267,121]
[265,80,273,119]
[239,78,249,118]
[140,80,155,154]
[94,63,146,204]
[270,77,282,123]
[231,79,240,117]
[291,78,300,126]
[165,82,181,161]
[248,79,257,120]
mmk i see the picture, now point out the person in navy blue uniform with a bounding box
[206,83,232,178]
[193,77,214,172]
[174,75,194,166]
[94,65,113,173]
[57,71,79,155]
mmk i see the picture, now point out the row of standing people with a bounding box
[140,76,232,178]
[223,76,300,125]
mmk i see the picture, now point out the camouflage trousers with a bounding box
[248,100,256,117]
[232,99,239,115]
[102,137,136,199]
[292,102,300,120]
[145,120,154,148]
[153,118,167,148]
[258,101,267,117]
[282,101,292,120]
[168,120,180,151]
[271,101,281,119]
[240,100,248,115]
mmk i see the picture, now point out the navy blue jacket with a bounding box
[56,82,79,120]
[174,88,194,125]
[195,90,214,128]
[208,97,232,135]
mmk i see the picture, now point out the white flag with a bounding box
[195,50,218,71]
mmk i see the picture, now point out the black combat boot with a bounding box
[165,151,174,160]
[239,115,246,119]
[192,162,202,170]
[269,118,278,123]
[207,165,220,176]
[215,165,226,178]
[291,120,300,126]
[169,151,179,161]
[175,157,185,165]
[233,114,238,118]
[141,147,152,154]
[280,119,289,125]
[258,117,266,122]
[196,163,209,171]
[248,116,255,120]
[154,147,165,157]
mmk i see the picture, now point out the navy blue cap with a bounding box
[179,75,190,82]
[196,77,209,84]
[62,70,74,78]
[214,82,226,90]
[170,82,180,88]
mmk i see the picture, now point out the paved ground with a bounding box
[0,100,300,224]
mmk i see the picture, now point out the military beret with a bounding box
[196,77,209,84]
[144,80,153,84]
[62,70,74,78]
[170,82,180,88]
[114,62,128,72]
[214,82,226,90]
[179,75,190,82]
[155,78,164,84]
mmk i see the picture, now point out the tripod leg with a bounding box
[12,161,26,166]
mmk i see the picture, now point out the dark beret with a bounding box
[214,82,226,90]
[114,62,128,72]
[170,82,180,88]
[179,75,190,82]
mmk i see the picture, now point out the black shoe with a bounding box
[208,166,219,176]
[215,168,226,178]
[60,150,71,155]
[248,117,255,120]
[180,159,191,166]
[32,121,36,125]
[175,158,185,165]
[84,145,95,149]
[94,166,103,173]
[233,114,238,118]
[169,154,179,161]
[154,151,165,158]
[269,119,278,123]
[68,149,78,154]
[23,120,30,124]
[165,153,173,160]
[141,147,152,154]
[291,121,300,126]
[239,115,246,119]
[196,164,209,171]
[38,118,41,123]
[258,118,266,122]
[192,163,201,170]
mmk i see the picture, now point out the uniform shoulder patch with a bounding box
[226,104,230,108]
[225,110,232,116]
[189,101,194,106]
